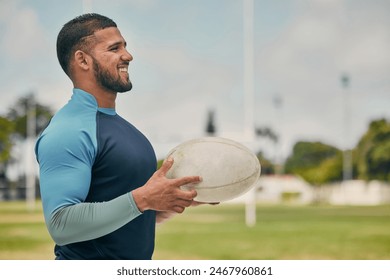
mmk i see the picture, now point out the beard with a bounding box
[92,57,133,93]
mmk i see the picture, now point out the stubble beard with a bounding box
[92,58,133,93]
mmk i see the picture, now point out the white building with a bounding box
[230,174,314,204]
[320,180,390,206]
[230,175,390,206]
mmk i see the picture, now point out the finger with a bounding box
[191,200,219,206]
[173,205,185,213]
[158,157,174,176]
[166,186,197,202]
[175,198,195,208]
[176,188,197,200]
[191,201,208,206]
[173,175,202,187]
[191,201,203,207]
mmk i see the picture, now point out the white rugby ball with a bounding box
[165,137,261,202]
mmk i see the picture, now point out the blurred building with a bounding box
[230,175,390,206]
[318,180,390,206]
[231,174,314,204]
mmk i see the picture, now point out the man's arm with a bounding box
[48,193,142,245]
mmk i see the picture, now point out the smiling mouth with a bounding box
[119,67,128,73]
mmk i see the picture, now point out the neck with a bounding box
[74,81,117,108]
[91,88,117,108]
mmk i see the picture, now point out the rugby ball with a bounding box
[165,137,261,202]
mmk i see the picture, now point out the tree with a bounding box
[0,116,14,191]
[256,151,275,175]
[1,93,54,193]
[255,126,279,174]
[205,109,217,136]
[285,141,343,185]
[255,126,278,143]
[355,119,390,182]
[0,116,14,167]
[7,93,53,139]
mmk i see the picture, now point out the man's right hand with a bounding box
[131,157,201,213]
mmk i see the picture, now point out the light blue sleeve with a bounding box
[49,193,142,245]
[35,119,142,246]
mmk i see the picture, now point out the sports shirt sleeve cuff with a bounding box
[128,192,143,216]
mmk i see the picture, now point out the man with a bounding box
[35,13,202,260]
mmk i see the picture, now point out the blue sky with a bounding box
[1,0,389,160]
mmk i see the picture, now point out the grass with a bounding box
[154,204,390,260]
[0,201,54,259]
[0,201,389,260]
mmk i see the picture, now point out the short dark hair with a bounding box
[56,13,117,76]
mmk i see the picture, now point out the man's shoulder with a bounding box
[36,102,99,156]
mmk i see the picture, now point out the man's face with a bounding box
[89,27,133,93]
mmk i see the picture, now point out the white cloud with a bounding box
[255,0,390,156]
[1,2,48,59]
[0,1,61,116]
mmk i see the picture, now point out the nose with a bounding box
[122,49,133,62]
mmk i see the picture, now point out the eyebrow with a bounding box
[107,40,127,49]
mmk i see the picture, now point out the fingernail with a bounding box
[166,157,173,163]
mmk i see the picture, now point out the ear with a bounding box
[74,50,91,71]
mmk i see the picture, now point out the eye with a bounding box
[109,46,119,52]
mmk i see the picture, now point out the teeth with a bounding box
[119,68,128,72]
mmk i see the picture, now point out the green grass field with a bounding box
[0,201,389,260]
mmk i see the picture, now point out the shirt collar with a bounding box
[73,88,116,116]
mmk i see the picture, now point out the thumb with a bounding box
[158,157,174,176]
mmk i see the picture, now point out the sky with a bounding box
[0,0,389,161]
